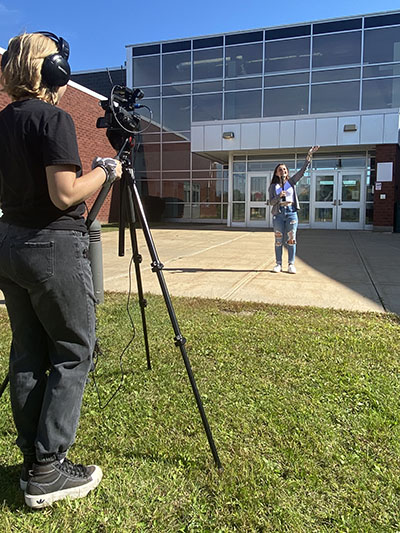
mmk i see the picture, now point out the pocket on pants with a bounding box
[10,240,55,285]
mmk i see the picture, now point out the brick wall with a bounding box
[0,60,117,222]
[374,144,400,231]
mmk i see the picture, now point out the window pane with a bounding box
[225,43,263,77]
[312,67,360,82]
[193,94,222,121]
[265,38,310,73]
[341,208,360,222]
[225,91,262,119]
[192,204,223,219]
[311,81,360,113]
[225,77,262,90]
[137,143,160,171]
[162,84,191,96]
[162,180,189,202]
[364,27,400,64]
[193,48,223,80]
[162,96,191,131]
[297,176,310,201]
[193,81,223,93]
[232,203,245,222]
[312,32,361,68]
[132,56,160,86]
[315,208,333,222]
[362,78,400,109]
[264,86,309,116]
[162,52,191,84]
[265,72,309,87]
[233,173,246,201]
[298,203,309,223]
[363,63,400,78]
[138,98,160,125]
[162,143,190,171]
[192,180,223,202]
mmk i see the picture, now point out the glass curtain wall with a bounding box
[129,12,400,222]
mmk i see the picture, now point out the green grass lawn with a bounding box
[0,293,400,532]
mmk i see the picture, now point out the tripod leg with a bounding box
[128,178,222,469]
[0,373,9,399]
[124,181,151,370]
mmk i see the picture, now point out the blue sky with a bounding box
[1,1,399,72]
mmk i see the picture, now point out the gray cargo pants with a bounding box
[0,220,96,463]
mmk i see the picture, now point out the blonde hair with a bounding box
[0,33,61,104]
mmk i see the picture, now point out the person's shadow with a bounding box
[0,464,27,509]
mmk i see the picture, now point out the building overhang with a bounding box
[191,109,400,159]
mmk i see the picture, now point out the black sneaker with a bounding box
[24,458,102,509]
[20,461,34,491]
[20,454,36,491]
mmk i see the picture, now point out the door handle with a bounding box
[338,200,342,206]
[332,200,337,206]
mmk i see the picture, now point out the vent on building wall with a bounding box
[222,131,235,139]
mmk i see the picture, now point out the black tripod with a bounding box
[87,138,222,469]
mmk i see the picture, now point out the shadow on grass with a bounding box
[0,464,26,509]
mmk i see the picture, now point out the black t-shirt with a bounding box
[0,98,87,231]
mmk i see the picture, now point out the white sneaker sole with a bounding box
[24,466,103,509]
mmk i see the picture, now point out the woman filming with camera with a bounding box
[269,146,319,274]
[0,31,122,508]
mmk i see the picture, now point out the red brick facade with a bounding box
[374,144,400,231]
[0,64,116,222]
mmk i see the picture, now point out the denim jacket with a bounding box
[268,159,310,216]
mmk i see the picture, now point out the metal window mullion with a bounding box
[360,16,365,111]
[308,25,313,114]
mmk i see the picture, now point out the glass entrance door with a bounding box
[337,172,364,230]
[311,171,365,229]
[246,173,272,227]
[312,172,337,229]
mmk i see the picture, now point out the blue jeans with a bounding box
[272,205,298,265]
[0,221,96,463]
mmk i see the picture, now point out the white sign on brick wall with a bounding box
[377,162,393,182]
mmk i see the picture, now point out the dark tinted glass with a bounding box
[132,56,160,86]
[364,27,400,64]
[132,45,160,56]
[265,72,309,86]
[264,85,309,116]
[225,31,263,45]
[162,84,191,96]
[362,78,400,109]
[364,13,400,28]
[193,36,223,49]
[192,93,222,121]
[312,67,360,82]
[265,38,310,72]
[162,41,191,53]
[313,19,362,34]
[162,52,191,83]
[193,48,223,80]
[265,25,311,40]
[225,77,262,90]
[225,43,263,77]
[193,81,223,93]
[312,32,361,68]
[224,90,262,119]
[311,81,360,113]
[162,96,191,131]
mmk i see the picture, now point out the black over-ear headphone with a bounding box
[1,31,71,87]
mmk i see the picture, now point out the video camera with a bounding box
[96,85,145,151]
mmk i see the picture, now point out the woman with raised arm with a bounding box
[269,146,319,274]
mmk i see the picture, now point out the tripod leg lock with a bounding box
[174,334,187,347]
[133,253,143,264]
[140,298,148,309]
[151,260,164,272]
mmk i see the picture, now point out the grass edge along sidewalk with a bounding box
[0,292,399,532]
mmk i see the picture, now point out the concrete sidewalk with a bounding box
[100,227,400,315]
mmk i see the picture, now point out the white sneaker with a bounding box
[272,264,282,273]
[288,264,297,274]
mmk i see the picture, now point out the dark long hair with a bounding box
[271,163,289,186]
